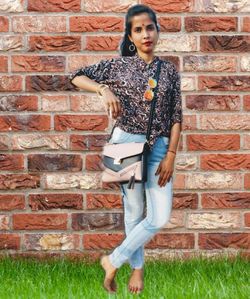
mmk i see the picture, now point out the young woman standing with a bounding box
[69,4,183,295]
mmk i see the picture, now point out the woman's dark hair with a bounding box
[119,4,160,56]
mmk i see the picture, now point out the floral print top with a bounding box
[69,52,183,150]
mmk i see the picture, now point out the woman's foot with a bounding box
[100,255,118,293]
[128,268,144,294]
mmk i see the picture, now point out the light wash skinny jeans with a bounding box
[108,127,173,269]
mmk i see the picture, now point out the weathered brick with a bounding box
[201,36,250,52]
[175,154,197,171]
[199,233,250,250]
[187,134,240,151]
[13,214,68,230]
[244,173,250,189]
[241,57,250,72]
[244,213,250,227]
[187,212,241,229]
[83,0,137,12]
[26,75,74,92]
[24,233,80,250]
[185,17,237,32]
[0,154,24,170]
[0,76,22,92]
[72,212,124,231]
[184,56,237,72]
[68,54,116,71]
[158,17,181,32]
[85,154,103,171]
[29,36,81,52]
[54,115,108,131]
[242,17,250,32]
[0,115,51,132]
[86,193,122,209]
[0,174,40,190]
[0,36,23,51]
[172,193,198,209]
[42,95,68,111]
[197,1,250,13]
[83,233,124,249]
[28,0,81,12]
[0,234,20,250]
[155,35,197,52]
[165,210,185,229]
[85,36,121,51]
[70,95,105,112]
[0,56,8,72]
[201,154,250,170]
[29,194,83,211]
[0,16,9,32]
[147,233,195,249]
[0,135,9,150]
[0,95,38,111]
[70,16,123,32]
[199,76,250,91]
[0,215,10,230]
[186,95,240,110]
[12,56,65,72]
[202,193,250,209]
[12,16,66,33]
[142,0,193,12]
[12,134,68,150]
[0,194,25,210]
[199,115,250,130]
[70,134,108,151]
[28,154,82,172]
[243,134,250,149]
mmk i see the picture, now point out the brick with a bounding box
[0,215,10,230]
[199,233,250,250]
[0,95,38,111]
[241,58,250,72]
[54,115,108,131]
[187,212,241,229]
[155,35,197,52]
[186,134,240,151]
[165,210,185,229]
[184,56,237,72]
[199,76,250,91]
[29,194,83,211]
[175,154,197,171]
[185,17,237,32]
[0,36,23,51]
[186,95,240,110]
[86,193,122,209]
[13,214,68,230]
[0,135,10,150]
[147,233,195,249]
[44,173,100,190]
[70,94,105,112]
[141,0,192,12]
[183,115,197,130]
[29,36,81,52]
[26,75,74,92]
[12,56,65,72]
[244,213,250,227]
[85,36,121,51]
[185,173,242,190]
[0,234,20,250]
[12,134,68,150]
[0,154,24,170]
[0,56,8,72]
[243,134,250,149]
[201,35,250,52]
[201,154,250,170]
[173,174,185,190]
[243,95,250,111]
[0,76,22,92]
[24,233,80,250]
[244,173,250,189]
[172,193,198,209]
[197,1,250,12]
[0,174,40,190]
[182,76,195,91]
[242,17,250,32]
[0,194,25,210]
[202,192,250,209]
[200,115,250,130]
[83,0,136,12]
[0,0,24,13]
[12,16,66,33]
[28,0,81,12]
[72,212,124,231]
[68,54,116,71]
[70,16,123,32]
[158,17,181,32]
[85,154,103,171]
[0,115,51,132]
[70,134,109,151]
[28,154,82,172]
[83,233,124,249]
[42,95,68,112]
[0,16,9,32]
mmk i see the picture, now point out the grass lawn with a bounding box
[0,252,249,299]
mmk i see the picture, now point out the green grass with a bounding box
[0,253,249,299]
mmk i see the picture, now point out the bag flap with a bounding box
[102,142,145,159]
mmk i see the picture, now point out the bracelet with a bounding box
[168,150,176,155]
[97,84,109,97]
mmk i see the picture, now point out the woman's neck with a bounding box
[136,51,155,65]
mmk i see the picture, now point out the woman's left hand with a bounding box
[155,154,175,187]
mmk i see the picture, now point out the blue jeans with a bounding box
[108,127,173,269]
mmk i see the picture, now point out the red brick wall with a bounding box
[0,0,249,260]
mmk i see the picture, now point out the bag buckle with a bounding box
[114,157,121,165]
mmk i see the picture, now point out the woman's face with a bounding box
[128,13,159,55]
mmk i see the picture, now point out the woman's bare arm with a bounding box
[71,75,103,94]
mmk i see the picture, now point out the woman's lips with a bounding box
[143,42,152,46]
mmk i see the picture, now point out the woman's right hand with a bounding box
[101,88,122,119]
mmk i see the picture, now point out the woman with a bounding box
[69,4,183,295]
